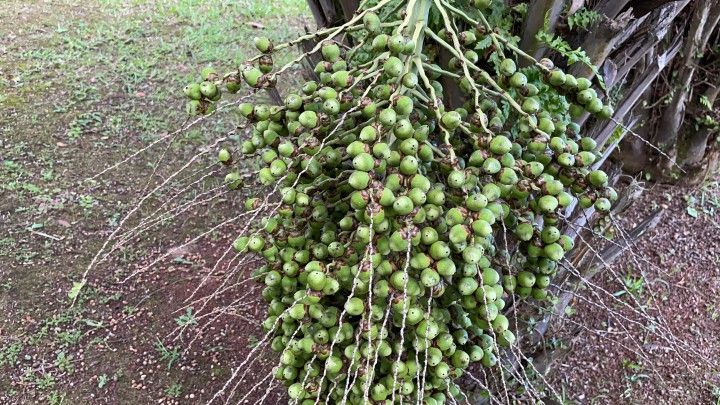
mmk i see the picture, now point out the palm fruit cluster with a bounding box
[185,0,617,403]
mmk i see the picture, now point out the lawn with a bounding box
[1,0,309,403]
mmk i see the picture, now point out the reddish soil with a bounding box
[551,181,720,403]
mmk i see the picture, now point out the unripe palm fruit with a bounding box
[441,111,462,130]
[594,197,611,212]
[218,148,232,165]
[200,81,218,99]
[393,195,414,215]
[598,105,614,119]
[352,153,374,172]
[544,243,564,261]
[399,155,419,175]
[184,83,202,100]
[225,77,241,93]
[388,34,405,54]
[372,34,388,51]
[547,70,566,86]
[224,172,242,189]
[577,88,597,105]
[254,36,272,53]
[588,169,608,187]
[509,72,527,88]
[378,108,397,127]
[298,111,318,129]
[363,12,380,33]
[500,58,516,76]
[586,97,604,114]
[331,70,352,88]
[466,193,488,211]
[489,135,512,155]
[242,66,263,87]
[538,195,559,213]
[258,54,273,73]
[395,95,414,116]
[321,43,341,62]
[237,102,254,118]
[447,170,466,188]
[515,222,534,241]
[348,171,370,190]
[383,56,403,77]
[474,0,492,9]
[522,97,540,114]
[401,72,418,88]
[247,235,265,252]
[541,226,561,244]
[576,77,592,90]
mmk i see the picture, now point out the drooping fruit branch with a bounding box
[188,1,621,403]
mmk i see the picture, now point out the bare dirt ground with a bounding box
[551,179,720,404]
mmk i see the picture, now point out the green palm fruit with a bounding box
[598,104,614,119]
[399,155,419,175]
[331,70,352,88]
[321,43,341,62]
[509,72,527,88]
[254,36,272,53]
[184,83,202,100]
[348,171,370,190]
[471,219,492,237]
[416,319,439,339]
[463,246,484,264]
[218,148,232,165]
[548,69,566,86]
[394,118,414,139]
[393,195,414,215]
[500,58,516,76]
[352,152,374,172]
[421,268,441,287]
[447,170,466,188]
[586,97,604,114]
[388,34,405,54]
[575,77,591,91]
[344,297,364,315]
[224,171,242,189]
[199,81,218,99]
[242,66,263,87]
[378,108,397,127]
[383,56,403,77]
[372,34,389,51]
[489,135,512,155]
[441,111,462,130]
[466,193,488,211]
[498,167,518,185]
[429,241,451,260]
[408,188,427,206]
[588,169,608,187]
[594,197,611,212]
[538,195,559,213]
[577,88,597,105]
[517,271,535,288]
[449,224,469,244]
[492,314,509,332]
[394,95,414,116]
[522,97,540,114]
[363,12,380,32]
[482,158,501,174]
[544,242,564,261]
